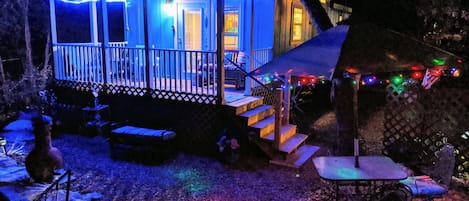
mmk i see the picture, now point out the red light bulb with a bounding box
[412,71,423,79]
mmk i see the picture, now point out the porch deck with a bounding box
[52,43,271,104]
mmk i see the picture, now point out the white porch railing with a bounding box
[109,42,128,48]
[53,43,219,98]
[147,49,218,96]
[249,47,272,87]
[251,47,272,69]
[54,43,103,83]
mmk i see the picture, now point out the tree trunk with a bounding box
[44,29,51,69]
[332,77,357,155]
[23,0,33,75]
[22,0,36,106]
[300,0,333,33]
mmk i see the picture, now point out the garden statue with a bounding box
[92,87,99,107]
[216,129,240,164]
[25,112,64,182]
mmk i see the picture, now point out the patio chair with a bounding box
[399,143,455,201]
[377,183,412,201]
[195,50,245,88]
[0,137,7,156]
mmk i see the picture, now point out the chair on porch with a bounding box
[195,50,245,89]
[224,50,245,89]
[399,143,455,201]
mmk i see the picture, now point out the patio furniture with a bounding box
[109,125,177,164]
[195,50,245,89]
[399,143,455,201]
[0,137,7,156]
[312,156,409,201]
[81,104,111,136]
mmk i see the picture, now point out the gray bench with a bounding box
[109,125,177,164]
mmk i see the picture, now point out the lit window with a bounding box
[224,8,239,50]
[292,7,303,42]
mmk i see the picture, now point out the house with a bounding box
[48,0,321,167]
[321,0,352,25]
[273,0,318,57]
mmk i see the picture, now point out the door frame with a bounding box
[176,1,209,51]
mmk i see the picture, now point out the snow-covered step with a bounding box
[261,124,297,145]
[226,96,264,115]
[270,145,320,168]
[239,105,274,126]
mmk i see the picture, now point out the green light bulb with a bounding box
[391,76,403,85]
[432,58,445,66]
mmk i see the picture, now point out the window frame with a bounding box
[224,7,239,50]
[290,5,303,45]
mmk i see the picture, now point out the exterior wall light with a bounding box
[162,0,176,17]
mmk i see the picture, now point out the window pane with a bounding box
[224,35,238,50]
[224,10,239,34]
[293,8,303,24]
[292,25,302,41]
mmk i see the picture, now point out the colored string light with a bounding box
[432,58,445,66]
[412,71,423,79]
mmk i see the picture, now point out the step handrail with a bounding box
[224,55,273,93]
[225,55,290,147]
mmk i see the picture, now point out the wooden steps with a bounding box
[270,145,320,168]
[239,105,274,126]
[226,96,264,115]
[277,133,308,154]
[226,95,320,168]
[250,116,275,137]
[262,124,297,145]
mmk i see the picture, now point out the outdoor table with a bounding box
[312,156,408,200]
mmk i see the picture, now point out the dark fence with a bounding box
[51,80,223,155]
[33,170,72,201]
[383,73,469,179]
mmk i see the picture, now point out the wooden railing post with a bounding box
[143,0,151,90]
[274,88,283,149]
[216,0,225,104]
[283,74,291,125]
[99,0,109,85]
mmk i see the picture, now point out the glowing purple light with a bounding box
[363,75,376,85]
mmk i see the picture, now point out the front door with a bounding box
[177,2,207,51]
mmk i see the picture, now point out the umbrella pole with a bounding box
[352,74,360,168]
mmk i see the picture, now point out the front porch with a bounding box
[49,0,316,169]
[53,42,272,104]
[49,0,275,104]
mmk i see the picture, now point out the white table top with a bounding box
[312,156,408,181]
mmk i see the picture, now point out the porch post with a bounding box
[216,0,225,104]
[282,74,291,125]
[49,0,57,44]
[49,0,58,79]
[274,88,283,149]
[90,1,99,44]
[244,0,254,96]
[143,0,151,90]
[100,0,110,84]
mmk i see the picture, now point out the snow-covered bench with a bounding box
[109,125,177,164]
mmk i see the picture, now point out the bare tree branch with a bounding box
[300,0,333,33]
